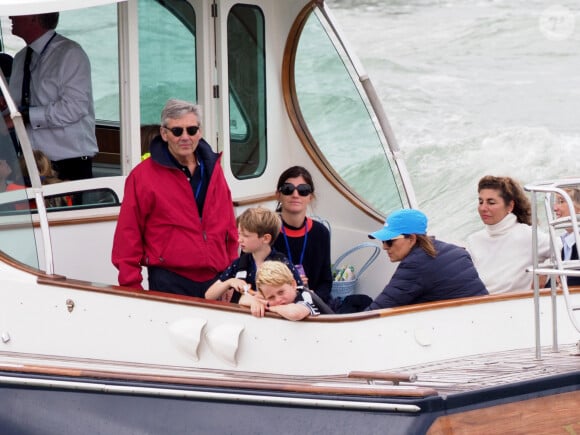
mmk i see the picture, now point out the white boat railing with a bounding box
[525,179,580,359]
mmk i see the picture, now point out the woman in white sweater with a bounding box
[467,175,551,294]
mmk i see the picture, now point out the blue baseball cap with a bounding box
[368,209,428,241]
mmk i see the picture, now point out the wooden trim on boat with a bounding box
[25,193,279,225]
[349,371,418,384]
[43,213,119,227]
[5,210,120,229]
[37,273,253,315]
[372,288,574,317]
[281,1,383,224]
[0,362,438,399]
[4,246,577,322]
[0,213,118,231]
[32,263,580,322]
[426,390,580,435]
[0,250,49,277]
[233,192,277,207]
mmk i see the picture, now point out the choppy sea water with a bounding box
[327,0,580,244]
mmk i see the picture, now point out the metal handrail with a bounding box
[524,179,580,359]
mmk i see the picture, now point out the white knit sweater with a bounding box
[467,213,551,294]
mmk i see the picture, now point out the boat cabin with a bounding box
[0,0,413,291]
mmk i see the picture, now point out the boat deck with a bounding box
[222,344,580,398]
[1,344,579,400]
[387,343,580,397]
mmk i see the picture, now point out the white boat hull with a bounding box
[1,258,577,376]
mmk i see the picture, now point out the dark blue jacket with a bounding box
[368,239,488,310]
[552,244,580,287]
[566,244,580,286]
[545,243,580,288]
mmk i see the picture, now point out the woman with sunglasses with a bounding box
[272,166,333,303]
[366,209,488,310]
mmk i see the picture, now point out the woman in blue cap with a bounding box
[366,209,488,310]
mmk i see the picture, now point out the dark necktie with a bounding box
[21,46,33,107]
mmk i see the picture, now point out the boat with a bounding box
[0,0,579,433]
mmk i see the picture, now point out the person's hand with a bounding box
[249,297,268,318]
[227,278,255,295]
[217,288,234,303]
[300,275,308,287]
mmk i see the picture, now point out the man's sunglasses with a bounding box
[163,125,200,137]
[278,183,313,197]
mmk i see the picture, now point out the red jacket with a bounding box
[112,139,238,289]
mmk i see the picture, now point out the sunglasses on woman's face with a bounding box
[163,125,200,137]
[278,183,313,197]
[383,235,407,247]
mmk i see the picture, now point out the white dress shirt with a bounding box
[9,30,98,161]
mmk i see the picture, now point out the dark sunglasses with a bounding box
[279,183,313,197]
[383,235,408,247]
[163,125,200,137]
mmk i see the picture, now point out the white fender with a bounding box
[205,323,245,366]
[168,318,207,361]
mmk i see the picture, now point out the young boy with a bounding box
[240,260,320,321]
[205,207,303,303]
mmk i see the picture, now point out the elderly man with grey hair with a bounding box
[112,99,238,297]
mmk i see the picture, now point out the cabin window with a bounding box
[138,0,197,124]
[227,5,267,179]
[60,0,197,125]
[0,5,118,178]
[58,0,197,174]
[0,134,39,269]
[292,10,406,215]
[44,189,120,211]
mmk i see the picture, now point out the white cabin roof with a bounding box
[0,0,125,15]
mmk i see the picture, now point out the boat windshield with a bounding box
[292,8,408,215]
[0,122,39,269]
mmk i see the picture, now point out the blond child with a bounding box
[205,207,303,303]
[241,260,320,321]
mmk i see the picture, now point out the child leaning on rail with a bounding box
[205,207,303,303]
[239,260,320,321]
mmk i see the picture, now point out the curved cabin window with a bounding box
[293,10,405,215]
[227,5,267,179]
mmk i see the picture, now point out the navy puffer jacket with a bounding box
[368,239,488,310]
